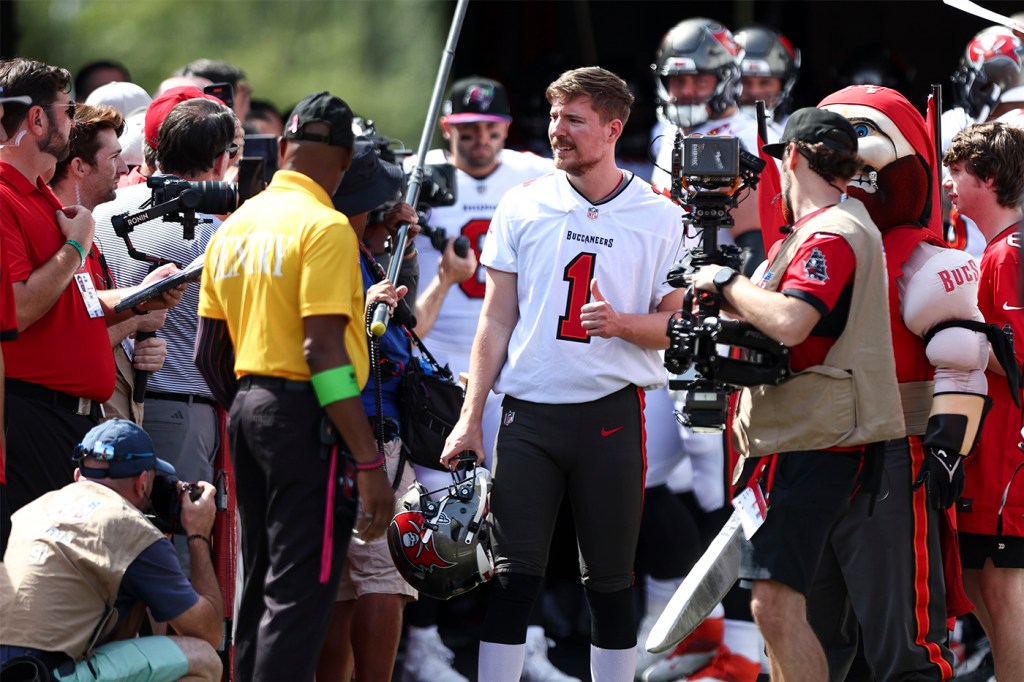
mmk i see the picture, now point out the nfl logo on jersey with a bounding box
[587,207,599,220]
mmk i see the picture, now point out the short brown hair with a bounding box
[790,140,864,185]
[943,121,1024,208]
[0,58,72,137]
[52,103,125,184]
[545,66,634,125]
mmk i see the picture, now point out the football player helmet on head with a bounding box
[652,18,744,128]
[735,26,801,121]
[952,26,1023,121]
[387,459,494,600]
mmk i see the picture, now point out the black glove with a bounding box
[912,446,965,510]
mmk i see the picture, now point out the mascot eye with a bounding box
[853,123,871,138]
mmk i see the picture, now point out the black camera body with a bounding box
[148,474,202,535]
[663,132,788,431]
[148,176,239,219]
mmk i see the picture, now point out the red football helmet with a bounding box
[953,26,1023,121]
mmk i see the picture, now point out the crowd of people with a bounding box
[0,11,1021,682]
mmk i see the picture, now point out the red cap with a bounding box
[144,86,223,149]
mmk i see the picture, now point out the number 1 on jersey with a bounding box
[557,252,596,343]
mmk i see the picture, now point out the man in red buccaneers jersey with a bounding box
[943,121,1024,682]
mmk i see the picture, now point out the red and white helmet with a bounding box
[952,26,1023,121]
[652,18,744,128]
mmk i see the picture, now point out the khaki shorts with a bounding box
[55,637,188,682]
[336,437,418,601]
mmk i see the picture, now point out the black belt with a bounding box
[238,375,313,392]
[145,390,217,406]
[5,378,103,420]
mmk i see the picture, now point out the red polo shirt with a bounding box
[0,161,114,403]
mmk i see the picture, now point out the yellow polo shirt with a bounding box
[198,170,368,385]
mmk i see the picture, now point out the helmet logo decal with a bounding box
[710,29,741,57]
[464,85,496,112]
[394,511,455,571]
[968,33,1022,68]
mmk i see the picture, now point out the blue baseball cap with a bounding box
[74,419,176,479]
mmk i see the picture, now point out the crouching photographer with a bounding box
[688,108,905,681]
[0,419,223,682]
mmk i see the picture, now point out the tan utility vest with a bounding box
[0,481,164,660]
[733,199,905,457]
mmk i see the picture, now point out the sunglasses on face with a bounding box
[226,142,240,159]
[42,100,77,119]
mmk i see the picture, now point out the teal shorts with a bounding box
[55,638,189,682]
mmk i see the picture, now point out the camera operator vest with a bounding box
[0,481,165,661]
[733,198,905,457]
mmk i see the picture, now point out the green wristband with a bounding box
[311,365,361,407]
[65,239,86,268]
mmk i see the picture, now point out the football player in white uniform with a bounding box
[442,66,684,682]
[404,76,568,682]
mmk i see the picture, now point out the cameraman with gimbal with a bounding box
[92,92,235,576]
[690,108,904,682]
[0,419,223,681]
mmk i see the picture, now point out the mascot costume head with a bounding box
[818,85,942,238]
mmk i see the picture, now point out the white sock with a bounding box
[722,619,762,663]
[591,645,637,682]
[479,641,526,682]
[407,624,439,643]
[527,624,546,641]
[645,575,683,605]
[709,602,725,619]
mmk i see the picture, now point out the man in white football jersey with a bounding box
[442,66,685,682]
[404,76,568,682]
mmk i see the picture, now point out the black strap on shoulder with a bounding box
[924,319,1022,408]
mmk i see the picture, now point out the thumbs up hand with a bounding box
[580,278,621,339]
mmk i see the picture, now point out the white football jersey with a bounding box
[414,148,553,373]
[483,171,685,403]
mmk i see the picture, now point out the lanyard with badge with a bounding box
[72,246,105,319]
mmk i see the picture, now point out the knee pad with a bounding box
[586,587,637,649]
[482,573,544,644]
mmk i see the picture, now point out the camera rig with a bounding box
[110,175,239,267]
[663,132,790,431]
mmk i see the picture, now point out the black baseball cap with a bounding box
[74,419,176,479]
[761,107,858,159]
[283,91,355,148]
[332,135,404,216]
[443,76,512,124]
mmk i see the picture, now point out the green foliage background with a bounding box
[12,0,450,147]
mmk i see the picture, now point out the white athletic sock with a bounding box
[722,618,763,664]
[590,645,637,682]
[710,602,725,620]
[407,624,439,641]
[645,575,683,606]
[479,641,526,682]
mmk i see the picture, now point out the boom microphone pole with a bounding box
[369,0,471,337]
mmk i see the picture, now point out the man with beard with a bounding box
[442,67,685,682]
[0,58,184,515]
[0,419,223,681]
[807,85,997,680]
[404,76,566,682]
[49,103,168,425]
[692,108,905,682]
